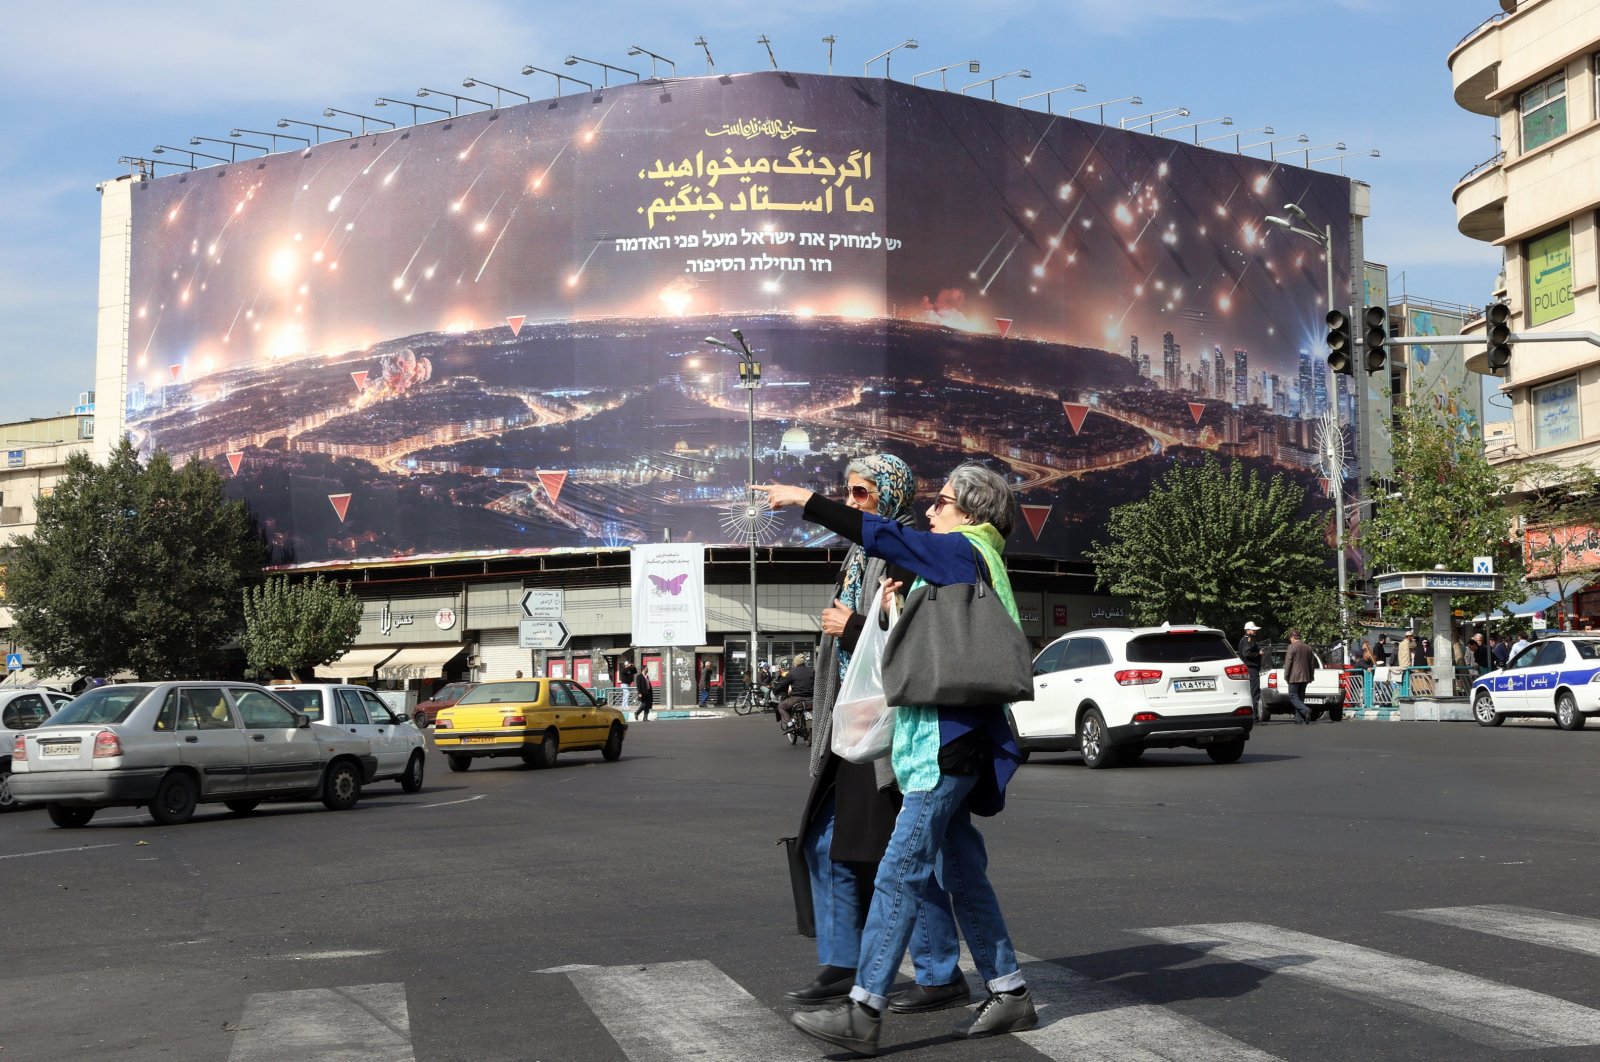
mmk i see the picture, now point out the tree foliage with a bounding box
[1361,394,1523,622]
[241,575,364,681]
[7,439,265,679]
[1505,461,1600,628]
[1086,456,1328,636]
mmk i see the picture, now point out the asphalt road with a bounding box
[6,714,1600,1062]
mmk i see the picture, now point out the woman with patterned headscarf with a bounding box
[784,455,969,1016]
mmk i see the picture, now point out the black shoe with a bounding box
[790,1000,881,1056]
[954,988,1037,1038]
[785,969,856,1006]
[888,978,972,1014]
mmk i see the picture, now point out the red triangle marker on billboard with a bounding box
[537,470,568,505]
[1062,402,1089,435]
[226,452,244,476]
[507,315,526,337]
[351,370,368,391]
[328,493,352,522]
[1188,402,1205,425]
[169,364,182,382]
[995,318,1013,338]
[1020,504,1052,541]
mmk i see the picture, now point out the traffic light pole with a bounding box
[1325,224,1351,642]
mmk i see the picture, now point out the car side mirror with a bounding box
[295,714,311,729]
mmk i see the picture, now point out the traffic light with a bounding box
[1326,309,1353,375]
[1486,303,1512,375]
[1362,306,1388,374]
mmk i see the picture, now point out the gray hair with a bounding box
[843,457,876,482]
[946,462,1016,538]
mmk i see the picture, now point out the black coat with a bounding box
[634,671,653,708]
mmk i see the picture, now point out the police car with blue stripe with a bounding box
[1472,635,1600,730]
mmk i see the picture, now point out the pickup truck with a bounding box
[1260,644,1344,722]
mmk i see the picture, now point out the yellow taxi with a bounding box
[433,678,627,772]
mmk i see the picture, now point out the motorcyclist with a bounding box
[774,653,815,732]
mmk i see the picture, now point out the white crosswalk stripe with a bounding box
[900,942,1281,1061]
[1395,904,1600,960]
[227,982,412,1062]
[1136,921,1600,1050]
[562,959,818,1062]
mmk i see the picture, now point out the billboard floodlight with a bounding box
[913,61,983,91]
[626,45,676,79]
[865,39,917,79]
[374,97,449,123]
[1018,85,1087,113]
[324,107,395,135]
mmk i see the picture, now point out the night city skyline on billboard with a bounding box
[123,72,1351,569]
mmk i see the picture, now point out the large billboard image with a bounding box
[123,72,1349,568]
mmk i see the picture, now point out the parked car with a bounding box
[1260,644,1345,722]
[433,678,627,772]
[412,681,476,728]
[10,681,376,828]
[0,688,72,811]
[1008,625,1255,768]
[1471,634,1600,729]
[271,684,427,793]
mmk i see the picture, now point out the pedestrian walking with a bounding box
[756,462,1036,1055]
[786,453,967,1014]
[1491,634,1510,669]
[632,665,654,721]
[1372,634,1389,667]
[1237,622,1265,723]
[619,660,638,711]
[1283,630,1316,724]
[698,662,713,707]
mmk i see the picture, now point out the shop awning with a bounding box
[1474,581,1575,622]
[377,644,465,681]
[318,647,399,681]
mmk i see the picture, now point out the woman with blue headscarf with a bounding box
[784,455,968,1016]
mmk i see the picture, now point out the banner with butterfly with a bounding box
[631,543,708,647]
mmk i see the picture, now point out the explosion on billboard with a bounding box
[122,72,1348,568]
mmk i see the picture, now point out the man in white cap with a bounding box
[1237,622,1265,721]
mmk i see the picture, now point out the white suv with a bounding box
[1008,625,1255,768]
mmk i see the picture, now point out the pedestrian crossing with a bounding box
[221,905,1600,1061]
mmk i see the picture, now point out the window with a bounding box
[1032,642,1067,675]
[1532,376,1580,450]
[359,690,398,724]
[232,689,296,729]
[1510,645,1540,669]
[336,688,370,725]
[184,689,236,730]
[1125,631,1237,664]
[1081,639,1113,667]
[154,692,177,732]
[1521,71,1567,151]
[549,683,574,707]
[273,689,324,719]
[565,682,597,707]
[50,686,151,726]
[1534,641,1567,667]
[2,695,49,731]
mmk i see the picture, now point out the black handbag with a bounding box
[881,544,1033,708]
[778,836,816,937]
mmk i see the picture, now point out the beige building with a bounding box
[1450,0,1600,482]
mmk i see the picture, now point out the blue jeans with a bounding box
[805,790,961,985]
[850,773,1024,1011]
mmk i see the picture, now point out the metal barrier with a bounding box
[1394,666,1486,700]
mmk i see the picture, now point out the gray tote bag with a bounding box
[881,546,1034,708]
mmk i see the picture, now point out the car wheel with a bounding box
[1079,708,1120,769]
[1206,740,1246,764]
[531,729,559,769]
[413,711,428,728]
[400,752,426,792]
[0,770,16,812]
[1328,706,1344,723]
[1556,691,1586,731]
[602,725,624,762]
[447,753,472,772]
[224,799,260,814]
[321,760,362,811]
[47,803,96,829]
[1474,691,1504,727]
[149,773,199,826]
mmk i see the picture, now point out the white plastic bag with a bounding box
[831,587,900,764]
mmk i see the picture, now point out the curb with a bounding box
[631,710,728,721]
[1340,708,1404,721]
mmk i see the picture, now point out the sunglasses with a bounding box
[847,485,879,502]
[931,493,959,514]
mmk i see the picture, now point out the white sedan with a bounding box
[272,684,427,792]
[1471,635,1600,730]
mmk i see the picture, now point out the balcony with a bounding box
[1449,10,1505,116]
[1452,152,1507,242]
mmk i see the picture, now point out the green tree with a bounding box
[1086,456,1328,635]
[241,575,364,681]
[1361,392,1523,623]
[8,439,265,679]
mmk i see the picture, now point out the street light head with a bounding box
[151,145,166,154]
[1019,69,1032,79]
[275,118,290,128]
[462,78,477,88]
[520,65,535,75]
[704,336,733,349]
[564,56,579,66]
[373,98,387,107]
[730,327,746,341]
[1261,125,1274,136]
[1282,202,1307,219]
[1265,216,1291,229]
[968,60,980,73]
[1296,134,1309,143]
[1130,96,1143,106]
[1177,107,1190,117]
[322,108,335,118]
[229,129,244,137]
[1334,141,1346,151]
[627,46,642,56]
[1220,116,1233,126]
[416,88,430,97]
[904,39,918,49]
[189,136,202,145]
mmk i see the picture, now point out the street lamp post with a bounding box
[1066,95,1142,124]
[912,60,981,91]
[564,55,639,88]
[864,39,917,78]
[462,77,531,107]
[1266,204,1348,636]
[522,66,592,95]
[962,69,1031,99]
[706,331,763,691]
[1017,85,1087,112]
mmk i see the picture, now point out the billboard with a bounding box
[122,73,1349,568]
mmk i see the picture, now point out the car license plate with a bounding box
[464,736,502,744]
[1172,679,1215,692]
[41,742,79,757]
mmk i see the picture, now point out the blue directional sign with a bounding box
[5,653,22,671]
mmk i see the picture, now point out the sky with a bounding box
[0,0,1505,427]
